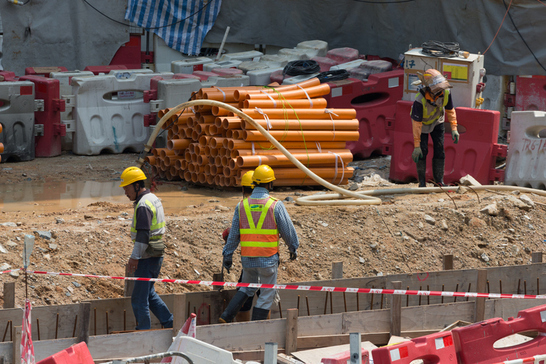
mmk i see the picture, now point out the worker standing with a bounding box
[120,167,173,330]
[411,68,459,187]
[219,165,299,323]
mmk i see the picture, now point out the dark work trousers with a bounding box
[419,122,445,160]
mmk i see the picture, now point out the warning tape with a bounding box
[1,268,544,300]
[493,354,546,364]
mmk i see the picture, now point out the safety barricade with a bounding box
[321,348,371,364]
[109,34,142,69]
[83,65,128,75]
[327,47,359,63]
[19,76,66,157]
[386,101,506,185]
[71,72,172,155]
[171,57,214,74]
[219,50,263,62]
[516,75,546,112]
[371,331,456,364]
[0,71,19,82]
[452,304,546,364]
[0,81,36,162]
[37,341,94,364]
[323,69,403,159]
[505,111,546,189]
[25,66,68,77]
[203,60,243,72]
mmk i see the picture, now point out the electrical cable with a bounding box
[482,0,512,56]
[421,41,460,57]
[282,60,321,78]
[316,69,350,83]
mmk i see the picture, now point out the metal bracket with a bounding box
[61,120,75,133]
[62,95,75,108]
[34,99,45,112]
[34,124,44,137]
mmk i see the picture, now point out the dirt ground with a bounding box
[1,152,545,308]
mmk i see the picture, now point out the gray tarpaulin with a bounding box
[204,0,546,76]
[0,0,130,76]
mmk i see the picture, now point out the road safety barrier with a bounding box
[324,70,404,159]
[171,57,214,74]
[0,81,36,162]
[452,304,546,364]
[20,76,66,157]
[326,47,359,63]
[25,66,68,77]
[371,331,456,364]
[321,348,371,364]
[505,111,546,189]
[36,341,94,364]
[516,75,546,112]
[386,101,507,185]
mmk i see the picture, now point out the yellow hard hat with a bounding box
[119,167,147,187]
[252,165,276,184]
[241,171,255,187]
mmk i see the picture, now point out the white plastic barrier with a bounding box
[71,72,172,155]
[174,336,240,364]
[261,54,292,67]
[330,59,367,71]
[202,74,250,87]
[505,111,546,189]
[171,57,214,74]
[282,73,320,85]
[296,39,329,58]
[153,78,202,111]
[0,81,36,162]
[278,48,309,60]
[247,67,284,86]
[203,60,242,72]
[219,50,263,62]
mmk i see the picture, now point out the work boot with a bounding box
[219,291,249,323]
[251,307,270,321]
[432,159,445,186]
[235,310,251,322]
[416,159,427,188]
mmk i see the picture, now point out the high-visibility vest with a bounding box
[414,89,450,125]
[239,197,279,257]
[130,193,166,243]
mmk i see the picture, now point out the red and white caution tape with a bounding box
[493,354,546,364]
[2,269,542,300]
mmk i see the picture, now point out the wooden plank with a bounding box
[298,312,344,336]
[332,262,343,279]
[443,255,454,270]
[76,302,91,344]
[390,281,401,336]
[87,330,172,360]
[12,326,21,364]
[3,283,15,309]
[34,338,77,362]
[0,343,11,364]
[285,309,298,355]
[493,298,546,319]
[475,269,487,322]
[172,294,187,334]
[532,252,543,263]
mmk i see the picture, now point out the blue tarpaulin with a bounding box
[125,0,222,56]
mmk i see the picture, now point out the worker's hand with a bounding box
[127,258,138,275]
[223,256,232,274]
[452,130,460,144]
[289,251,298,261]
[411,147,423,163]
[222,228,230,243]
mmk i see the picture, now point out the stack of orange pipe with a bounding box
[149,78,357,187]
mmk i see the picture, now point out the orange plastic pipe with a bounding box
[212,105,239,116]
[219,117,242,130]
[199,114,216,124]
[227,139,346,150]
[235,152,353,168]
[167,138,191,150]
[235,148,350,156]
[234,78,321,101]
[243,98,328,109]
[243,130,359,142]
[244,84,331,101]
[243,119,359,131]
[241,108,357,120]
[145,155,157,166]
[267,176,350,187]
[203,91,238,103]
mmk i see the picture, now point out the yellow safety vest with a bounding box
[414,89,450,125]
[239,197,279,257]
[130,193,166,242]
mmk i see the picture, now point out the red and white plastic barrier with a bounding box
[492,354,546,364]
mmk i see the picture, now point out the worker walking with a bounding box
[219,165,299,323]
[411,68,459,187]
[120,167,173,330]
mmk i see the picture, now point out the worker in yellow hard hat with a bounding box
[411,68,459,187]
[219,165,300,323]
[119,167,173,330]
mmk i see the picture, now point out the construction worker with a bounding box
[219,165,299,323]
[411,68,459,187]
[120,167,173,330]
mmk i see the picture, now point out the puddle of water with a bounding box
[0,181,242,214]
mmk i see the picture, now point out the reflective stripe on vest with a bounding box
[130,193,166,242]
[239,197,279,257]
[415,89,450,125]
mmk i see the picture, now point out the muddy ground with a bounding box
[0,152,545,308]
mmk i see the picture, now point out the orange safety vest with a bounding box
[239,197,279,257]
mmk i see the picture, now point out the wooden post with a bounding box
[475,269,487,322]
[172,294,187,335]
[349,332,363,364]
[285,308,298,356]
[76,302,91,344]
[124,264,134,297]
[332,262,343,279]
[12,326,21,363]
[532,252,543,263]
[390,281,401,337]
[3,283,15,309]
[264,342,278,364]
[443,255,454,270]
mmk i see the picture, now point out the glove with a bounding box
[222,256,232,273]
[452,130,460,144]
[222,228,230,243]
[411,147,423,163]
[289,251,298,260]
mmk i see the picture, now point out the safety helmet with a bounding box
[252,165,276,184]
[241,171,255,187]
[119,167,147,187]
[422,69,452,95]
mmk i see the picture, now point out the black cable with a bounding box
[82,0,212,31]
[421,40,460,57]
[502,0,546,72]
[317,69,350,83]
[282,60,321,78]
